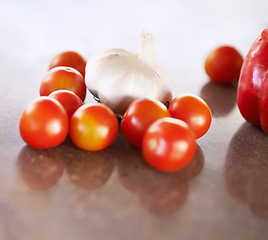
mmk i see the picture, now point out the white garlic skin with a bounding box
[85,31,172,114]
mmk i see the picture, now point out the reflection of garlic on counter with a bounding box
[85,31,172,114]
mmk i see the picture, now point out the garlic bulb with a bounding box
[85,31,172,114]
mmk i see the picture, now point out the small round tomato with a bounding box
[48,90,83,119]
[120,98,171,148]
[142,117,196,172]
[19,97,69,149]
[205,45,243,84]
[168,94,212,139]
[69,103,119,151]
[40,66,87,101]
[49,51,87,77]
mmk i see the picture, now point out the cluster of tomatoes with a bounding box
[20,43,243,172]
[120,96,212,172]
[19,51,119,151]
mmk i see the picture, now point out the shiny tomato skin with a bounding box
[120,98,171,148]
[48,90,83,119]
[69,103,119,151]
[19,97,69,149]
[168,94,212,139]
[142,117,196,172]
[40,66,87,101]
[205,46,243,84]
[49,51,87,77]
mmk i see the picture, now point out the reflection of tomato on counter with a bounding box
[63,140,114,190]
[200,82,237,117]
[116,138,204,217]
[17,146,64,190]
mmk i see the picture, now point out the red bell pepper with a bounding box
[237,29,268,134]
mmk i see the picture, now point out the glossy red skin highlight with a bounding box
[49,51,87,78]
[168,94,212,139]
[19,97,69,149]
[40,66,87,102]
[49,90,83,119]
[205,46,243,84]
[237,29,268,127]
[142,118,196,172]
[69,103,119,151]
[121,99,171,148]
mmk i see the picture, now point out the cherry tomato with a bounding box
[142,117,196,172]
[120,98,171,148]
[49,50,87,77]
[48,90,83,119]
[205,45,243,84]
[168,94,212,139]
[40,66,87,101]
[19,97,69,149]
[69,103,119,151]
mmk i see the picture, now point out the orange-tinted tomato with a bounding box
[49,51,87,78]
[19,97,69,149]
[168,94,212,139]
[120,98,171,148]
[69,103,119,151]
[48,90,83,119]
[40,66,87,101]
[205,45,243,85]
[142,117,196,172]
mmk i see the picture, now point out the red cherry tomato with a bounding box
[142,117,196,172]
[48,90,83,119]
[49,51,87,78]
[69,103,119,151]
[19,97,69,149]
[205,45,243,85]
[120,98,171,148]
[168,94,212,139]
[40,66,87,101]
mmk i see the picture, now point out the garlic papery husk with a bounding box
[85,31,172,114]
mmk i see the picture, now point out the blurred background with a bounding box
[1,0,267,99]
